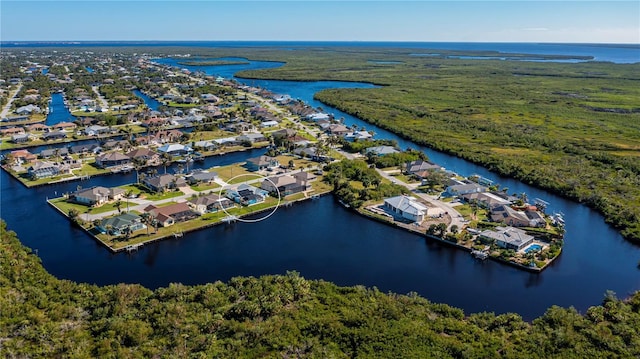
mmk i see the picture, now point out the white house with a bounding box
[383,195,441,223]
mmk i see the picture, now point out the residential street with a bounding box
[0,84,23,118]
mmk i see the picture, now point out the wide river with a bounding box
[2,50,639,321]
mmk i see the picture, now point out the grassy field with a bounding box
[170,46,640,242]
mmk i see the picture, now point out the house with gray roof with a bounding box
[189,194,234,214]
[70,186,125,206]
[40,147,69,159]
[100,213,145,236]
[27,161,60,179]
[479,227,534,251]
[187,170,218,185]
[237,132,267,144]
[245,155,279,171]
[95,152,131,168]
[406,160,441,175]
[42,131,67,141]
[142,174,186,192]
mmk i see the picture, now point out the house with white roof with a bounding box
[384,195,442,223]
[157,143,192,156]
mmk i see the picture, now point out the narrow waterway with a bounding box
[45,92,75,126]
[1,56,638,321]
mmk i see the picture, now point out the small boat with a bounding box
[471,250,488,260]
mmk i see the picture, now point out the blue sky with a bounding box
[2,1,639,43]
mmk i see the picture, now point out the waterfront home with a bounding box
[325,124,350,136]
[384,195,442,223]
[9,149,37,165]
[490,205,531,227]
[70,186,125,206]
[365,146,400,157]
[462,192,512,209]
[27,161,60,179]
[69,143,101,155]
[193,140,216,151]
[26,123,50,132]
[142,174,186,192]
[226,184,268,206]
[186,170,218,185]
[343,131,373,142]
[406,160,441,175]
[445,183,487,196]
[84,125,110,136]
[157,143,192,157]
[188,194,234,214]
[42,131,67,141]
[478,227,534,251]
[237,132,267,144]
[245,155,280,172]
[101,140,129,151]
[305,113,331,121]
[213,137,238,147]
[95,152,131,168]
[52,122,77,131]
[55,157,82,172]
[39,148,69,159]
[143,202,198,227]
[127,147,161,166]
[100,213,145,235]
[11,133,30,144]
[261,174,306,196]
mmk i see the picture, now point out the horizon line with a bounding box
[2,40,639,46]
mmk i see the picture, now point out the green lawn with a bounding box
[190,182,221,192]
[215,164,254,182]
[49,197,134,216]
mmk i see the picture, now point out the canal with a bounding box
[1,56,638,321]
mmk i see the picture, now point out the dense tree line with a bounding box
[1,221,639,357]
[324,159,409,208]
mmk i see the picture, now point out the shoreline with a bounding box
[47,190,331,253]
[351,197,559,273]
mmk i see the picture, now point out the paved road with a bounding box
[91,86,109,110]
[0,84,23,119]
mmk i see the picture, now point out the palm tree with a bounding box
[140,212,152,236]
[114,200,122,214]
[161,153,171,174]
[124,190,133,212]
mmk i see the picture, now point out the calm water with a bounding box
[2,44,639,320]
[45,92,75,126]
[3,41,638,63]
[132,89,161,111]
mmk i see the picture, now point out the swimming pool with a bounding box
[524,244,542,253]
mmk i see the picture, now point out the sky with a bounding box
[2,1,639,43]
